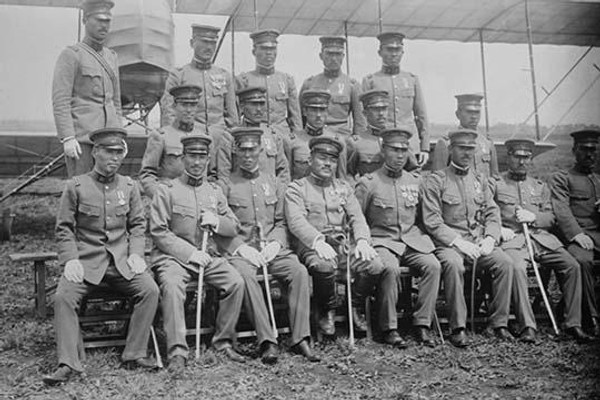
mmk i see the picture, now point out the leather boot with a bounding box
[351,307,368,333]
[319,309,336,336]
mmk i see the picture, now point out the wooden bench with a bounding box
[9,251,58,318]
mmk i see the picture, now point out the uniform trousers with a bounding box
[154,257,244,359]
[65,143,94,178]
[505,246,582,331]
[377,247,441,327]
[434,247,513,330]
[54,263,159,371]
[229,249,311,346]
[567,243,599,323]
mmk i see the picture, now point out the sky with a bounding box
[0,4,599,131]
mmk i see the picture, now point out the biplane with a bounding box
[0,0,599,239]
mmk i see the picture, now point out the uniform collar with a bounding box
[308,172,333,187]
[177,120,194,132]
[192,57,212,70]
[324,68,341,78]
[508,171,527,181]
[574,164,594,175]
[450,161,470,176]
[256,64,275,75]
[381,64,400,75]
[241,116,261,127]
[384,164,403,178]
[92,169,115,184]
[368,125,383,136]
[82,37,103,52]
[306,124,323,137]
[240,167,260,180]
[183,171,204,187]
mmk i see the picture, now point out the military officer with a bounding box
[299,36,366,137]
[421,129,514,347]
[149,134,246,376]
[355,128,441,347]
[362,32,429,169]
[285,137,396,340]
[52,0,122,177]
[44,127,159,385]
[493,139,590,343]
[161,24,238,145]
[140,85,208,198]
[215,86,290,185]
[430,93,499,178]
[219,127,319,362]
[550,130,600,336]
[286,90,348,180]
[236,29,302,150]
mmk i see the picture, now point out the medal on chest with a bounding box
[278,80,286,94]
[337,82,345,95]
[473,179,482,195]
[210,73,226,90]
[262,182,273,197]
[117,190,126,206]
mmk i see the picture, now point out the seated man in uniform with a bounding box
[219,127,319,362]
[421,129,514,347]
[494,139,590,343]
[149,134,246,377]
[44,127,159,385]
[355,128,442,347]
[285,137,396,339]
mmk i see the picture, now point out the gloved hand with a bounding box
[64,259,84,283]
[314,239,336,260]
[516,207,536,224]
[63,137,82,159]
[500,227,516,242]
[189,249,212,268]
[237,244,266,268]
[416,152,429,166]
[573,233,594,251]
[127,253,147,274]
[354,239,377,261]
[478,236,496,256]
[200,210,219,230]
[454,237,480,260]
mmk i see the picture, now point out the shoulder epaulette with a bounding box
[126,176,134,186]
[73,176,81,186]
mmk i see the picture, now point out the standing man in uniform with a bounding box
[219,127,319,362]
[494,139,590,343]
[355,128,441,347]
[44,127,159,385]
[236,29,302,150]
[149,134,246,376]
[362,32,428,170]
[140,85,206,198]
[215,86,289,185]
[52,0,122,177]
[285,137,397,340]
[299,36,366,138]
[161,25,238,147]
[550,130,600,336]
[286,90,348,181]
[431,93,498,178]
[421,129,514,347]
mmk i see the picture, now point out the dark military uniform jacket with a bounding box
[346,127,384,177]
[285,174,371,251]
[492,172,563,251]
[355,167,435,257]
[421,164,501,246]
[149,174,240,271]
[52,43,122,144]
[219,169,289,253]
[431,126,499,178]
[56,171,145,285]
[160,60,239,130]
[286,126,348,181]
[550,167,600,245]
[236,68,302,134]
[215,120,290,185]
[139,123,208,198]
[299,70,366,136]
[362,68,429,153]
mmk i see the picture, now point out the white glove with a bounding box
[201,210,219,230]
[189,249,212,268]
[416,152,429,166]
[573,233,594,251]
[516,207,536,224]
[314,239,337,261]
[454,237,480,260]
[354,239,377,261]
[500,227,516,242]
[64,259,84,283]
[63,137,82,159]
[237,244,266,268]
[127,254,147,274]
[478,236,496,256]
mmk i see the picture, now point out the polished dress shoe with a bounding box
[291,339,321,362]
[319,310,336,336]
[566,327,594,344]
[167,355,186,377]
[449,329,469,348]
[493,327,515,341]
[121,357,159,371]
[43,364,79,386]
[383,329,408,348]
[351,307,368,333]
[520,327,536,344]
[415,326,436,347]
[218,347,246,363]
[260,342,279,365]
